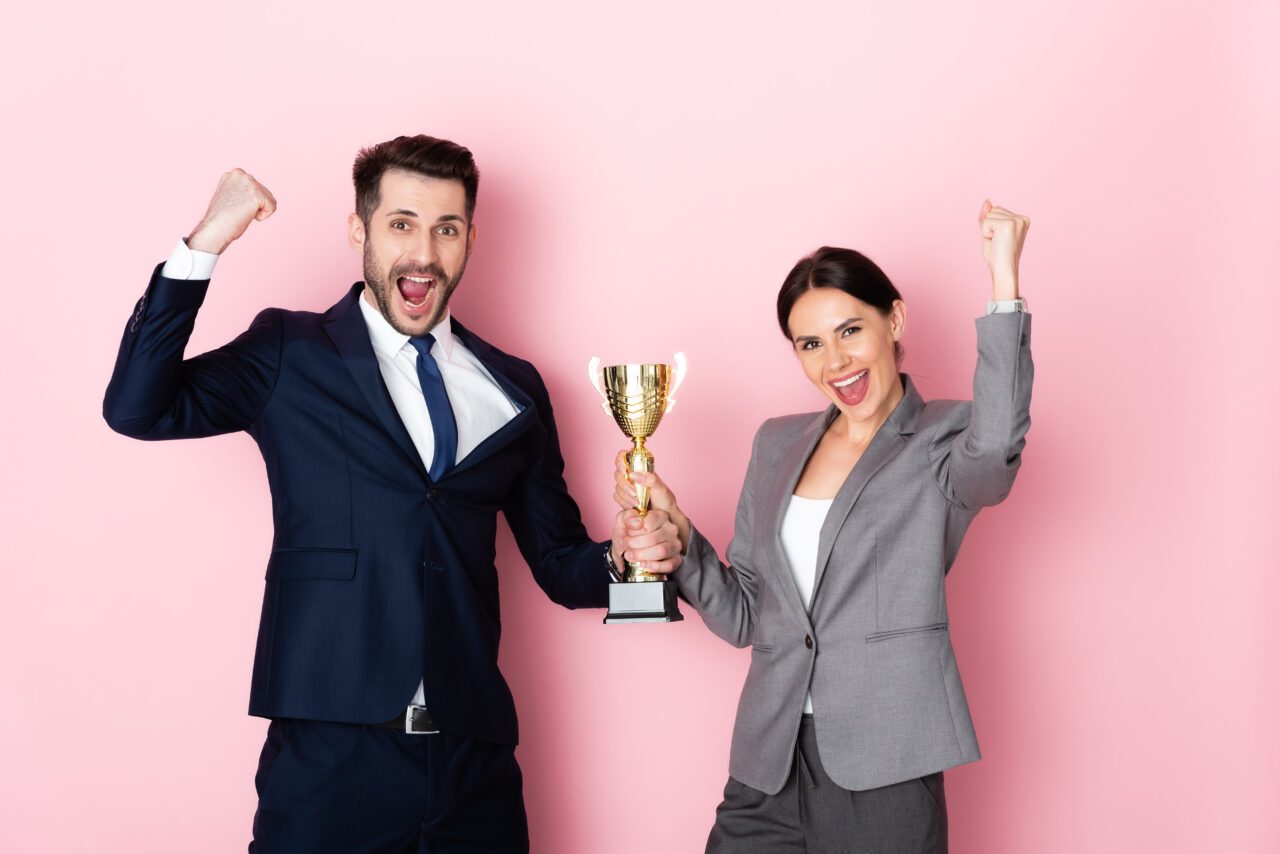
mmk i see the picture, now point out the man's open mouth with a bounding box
[396,275,436,312]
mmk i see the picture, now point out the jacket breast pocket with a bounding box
[265,548,357,581]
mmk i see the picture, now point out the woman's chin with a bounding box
[830,387,896,426]
[836,400,875,421]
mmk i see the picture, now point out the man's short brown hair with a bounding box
[352,135,479,225]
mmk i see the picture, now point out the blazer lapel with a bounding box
[810,376,925,597]
[442,320,537,479]
[323,285,429,483]
[759,409,833,631]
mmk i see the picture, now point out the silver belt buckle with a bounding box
[405,704,440,735]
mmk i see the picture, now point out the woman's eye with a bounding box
[800,340,819,351]
[842,326,861,337]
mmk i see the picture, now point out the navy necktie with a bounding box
[409,334,457,481]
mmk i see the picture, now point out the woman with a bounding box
[613,201,1033,852]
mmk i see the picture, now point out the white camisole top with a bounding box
[779,494,835,714]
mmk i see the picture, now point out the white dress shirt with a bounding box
[164,239,520,708]
[356,290,520,472]
[779,494,834,714]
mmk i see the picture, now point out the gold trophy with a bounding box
[589,353,688,624]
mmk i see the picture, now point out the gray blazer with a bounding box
[676,311,1033,794]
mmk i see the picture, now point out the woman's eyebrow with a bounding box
[834,317,864,332]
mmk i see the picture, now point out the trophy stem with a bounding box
[625,438,662,583]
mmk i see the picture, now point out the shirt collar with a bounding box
[358,287,456,361]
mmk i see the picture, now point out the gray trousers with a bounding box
[706,716,947,854]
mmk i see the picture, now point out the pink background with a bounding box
[2,2,1276,851]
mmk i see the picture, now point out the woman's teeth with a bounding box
[833,369,868,388]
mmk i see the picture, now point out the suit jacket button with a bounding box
[428,489,438,502]
[804,634,813,650]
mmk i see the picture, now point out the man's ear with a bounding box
[466,222,478,258]
[348,213,366,252]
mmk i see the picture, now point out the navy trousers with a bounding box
[249,719,528,853]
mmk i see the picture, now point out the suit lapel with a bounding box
[810,376,925,598]
[759,409,833,631]
[323,285,429,483]
[442,320,537,479]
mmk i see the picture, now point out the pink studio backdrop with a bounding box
[2,2,1276,852]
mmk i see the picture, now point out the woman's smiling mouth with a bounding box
[828,368,869,406]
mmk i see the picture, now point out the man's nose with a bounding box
[407,233,439,268]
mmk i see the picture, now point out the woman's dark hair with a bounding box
[353,134,479,226]
[777,246,904,363]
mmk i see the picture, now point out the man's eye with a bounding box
[438,226,458,236]
[392,221,409,230]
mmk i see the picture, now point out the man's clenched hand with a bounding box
[187,168,277,255]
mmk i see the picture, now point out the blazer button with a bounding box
[804,634,813,650]
[428,488,438,502]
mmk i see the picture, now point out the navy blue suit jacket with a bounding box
[104,266,610,744]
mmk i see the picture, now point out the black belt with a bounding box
[374,705,441,735]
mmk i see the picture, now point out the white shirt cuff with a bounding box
[985,298,1025,314]
[161,238,220,280]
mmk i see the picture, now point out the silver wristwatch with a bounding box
[604,545,623,582]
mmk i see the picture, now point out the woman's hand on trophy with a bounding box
[978,199,1030,300]
[610,506,686,574]
[613,462,691,554]
[613,450,682,514]
[612,450,638,509]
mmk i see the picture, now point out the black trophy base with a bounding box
[603,579,684,624]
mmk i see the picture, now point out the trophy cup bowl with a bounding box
[589,354,687,624]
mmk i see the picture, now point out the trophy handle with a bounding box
[587,356,611,414]
[666,351,688,413]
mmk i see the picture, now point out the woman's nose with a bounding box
[825,345,851,373]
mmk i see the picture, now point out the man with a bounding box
[104,135,682,852]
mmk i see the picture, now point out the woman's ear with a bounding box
[890,299,908,341]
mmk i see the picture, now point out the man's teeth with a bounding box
[404,276,433,284]
[833,370,868,388]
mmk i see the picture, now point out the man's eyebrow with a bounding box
[384,210,466,225]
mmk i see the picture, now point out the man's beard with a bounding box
[363,244,466,336]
